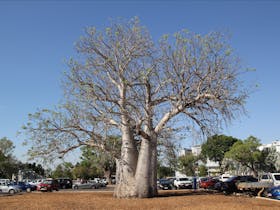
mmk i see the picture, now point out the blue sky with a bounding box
[0,0,280,164]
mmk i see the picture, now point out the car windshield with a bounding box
[179,178,189,181]
[274,175,280,181]
[261,175,269,179]
[43,180,52,184]
[160,179,170,184]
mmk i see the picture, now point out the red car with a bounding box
[37,179,59,192]
[199,177,219,189]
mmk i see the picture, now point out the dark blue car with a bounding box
[12,181,37,192]
[267,186,280,200]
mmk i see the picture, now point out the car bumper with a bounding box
[178,184,192,188]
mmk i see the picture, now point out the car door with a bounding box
[0,184,9,193]
[80,182,91,189]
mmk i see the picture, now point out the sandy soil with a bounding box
[0,190,279,210]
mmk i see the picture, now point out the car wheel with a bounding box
[223,190,231,195]
[73,186,78,190]
[9,189,15,195]
[26,188,31,193]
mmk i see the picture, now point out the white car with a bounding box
[219,174,233,182]
[173,177,192,189]
[259,173,280,186]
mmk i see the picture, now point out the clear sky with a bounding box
[0,0,280,165]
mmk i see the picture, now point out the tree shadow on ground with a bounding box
[157,189,223,198]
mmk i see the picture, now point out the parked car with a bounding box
[0,179,10,185]
[11,181,37,192]
[217,175,258,194]
[199,177,219,189]
[173,177,192,189]
[37,179,59,192]
[259,173,280,186]
[72,180,99,190]
[157,179,173,190]
[92,178,107,188]
[57,178,72,189]
[29,179,45,187]
[0,182,21,194]
[267,186,280,200]
[219,174,233,182]
[101,178,108,186]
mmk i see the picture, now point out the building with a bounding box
[259,140,280,171]
[178,148,192,157]
[259,140,280,152]
[191,145,201,156]
[177,146,220,176]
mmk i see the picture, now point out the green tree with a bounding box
[198,165,208,177]
[157,165,174,179]
[0,137,15,157]
[0,137,18,178]
[78,136,120,183]
[225,136,262,177]
[52,162,74,179]
[178,153,198,176]
[22,17,249,198]
[0,150,5,162]
[258,147,278,173]
[201,135,239,169]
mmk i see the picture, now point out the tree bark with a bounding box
[150,138,158,196]
[113,125,138,198]
[114,133,158,198]
[134,138,154,198]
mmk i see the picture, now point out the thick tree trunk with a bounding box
[114,135,158,198]
[113,125,138,198]
[134,134,158,198]
[134,138,153,197]
[150,139,158,196]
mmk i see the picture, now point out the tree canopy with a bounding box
[178,153,198,176]
[0,137,15,157]
[201,134,239,167]
[225,136,262,176]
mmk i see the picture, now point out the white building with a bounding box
[178,148,192,157]
[259,140,280,152]
[259,140,280,171]
[178,146,220,176]
[191,145,201,156]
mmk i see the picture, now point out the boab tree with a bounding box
[22,17,249,198]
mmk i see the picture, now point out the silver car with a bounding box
[0,182,20,194]
[72,180,99,190]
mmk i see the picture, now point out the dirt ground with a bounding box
[0,190,280,210]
